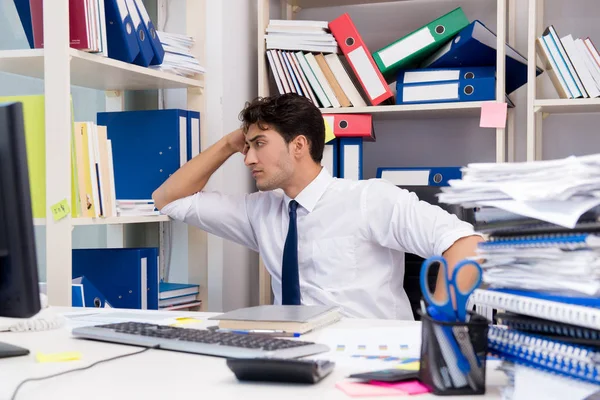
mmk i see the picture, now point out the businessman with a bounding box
[153,93,483,320]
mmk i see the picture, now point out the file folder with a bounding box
[421,20,543,94]
[339,137,363,180]
[373,7,469,82]
[71,276,112,308]
[104,0,140,63]
[376,167,462,187]
[398,66,496,85]
[125,0,154,67]
[139,248,159,310]
[187,111,201,161]
[97,109,188,200]
[322,138,339,178]
[329,13,393,106]
[133,0,165,65]
[322,114,374,141]
[396,76,495,105]
[12,0,34,48]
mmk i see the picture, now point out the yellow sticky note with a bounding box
[50,199,70,221]
[323,116,335,143]
[36,351,82,363]
[395,361,420,371]
[170,317,202,326]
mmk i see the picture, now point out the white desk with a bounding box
[0,308,507,400]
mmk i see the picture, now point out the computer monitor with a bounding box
[0,101,41,319]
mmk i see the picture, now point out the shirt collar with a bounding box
[284,167,333,213]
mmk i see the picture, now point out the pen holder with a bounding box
[418,311,489,396]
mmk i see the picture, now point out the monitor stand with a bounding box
[0,341,29,359]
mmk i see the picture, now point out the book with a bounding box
[209,305,342,334]
[159,282,199,300]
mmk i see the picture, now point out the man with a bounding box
[153,93,483,320]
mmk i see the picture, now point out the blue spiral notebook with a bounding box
[488,326,600,385]
[479,232,600,250]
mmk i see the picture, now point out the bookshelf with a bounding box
[526,0,600,161]
[0,0,207,308]
[257,0,516,305]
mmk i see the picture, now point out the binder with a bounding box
[124,0,154,67]
[421,20,542,94]
[398,66,496,85]
[97,109,189,200]
[372,7,469,81]
[104,0,140,63]
[328,13,393,106]
[488,326,600,385]
[338,137,363,180]
[12,0,34,48]
[187,111,201,161]
[470,288,600,331]
[322,138,339,177]
[139,247,159,310]
[376,167,462,187]
[322,114,373,141]
[396,76,495,105]
[133,0,165,65]
[71,276,112,308]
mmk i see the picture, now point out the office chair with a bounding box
[401,186,476,320]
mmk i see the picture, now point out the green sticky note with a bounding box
[50,199,70,221]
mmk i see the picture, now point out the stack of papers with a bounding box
[265,19,339,53]
[116,200,159,217]
[438,154,600,228]
[153,32,206,77]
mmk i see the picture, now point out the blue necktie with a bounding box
[281,200,301,305]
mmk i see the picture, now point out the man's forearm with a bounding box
[153,135,237,210]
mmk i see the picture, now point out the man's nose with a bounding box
[244,148,256,166]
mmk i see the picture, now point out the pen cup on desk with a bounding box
[418,311,489,396]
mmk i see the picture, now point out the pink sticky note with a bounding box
[335,381,407,397]
[370,380,431,395]
[480,102,508,128]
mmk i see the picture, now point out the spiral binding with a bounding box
[497,313,600,341]
[488,326,600,385]
[479,232,599,250]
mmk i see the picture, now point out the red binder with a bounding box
[30,0,91,50]
[329,13,393,106]
[322,114,374,141]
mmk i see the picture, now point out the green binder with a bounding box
[372,7,469,81]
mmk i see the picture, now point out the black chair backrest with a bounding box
[401,186,475,320]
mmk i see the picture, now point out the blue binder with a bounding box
[376,167,462,187]
[186,111,201,162]
[396,76,495,105]
[397,66,496,85]
[323,138,339,178]
[97,109,188,200]
[72,248,159,310]
[104,0,140,63]
[12,0,34,48]
[125,0,154,67]
[421,20,543,94]
[338,138,363,180]
[72,276,112,308]
[133,0,165,65]
[139,247,159,310]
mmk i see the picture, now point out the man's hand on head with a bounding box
[226,128,247,155]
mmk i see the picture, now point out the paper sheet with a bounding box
[63,311,187,328]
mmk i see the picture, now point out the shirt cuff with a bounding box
[159,195,194,222]
[434,228,482,256]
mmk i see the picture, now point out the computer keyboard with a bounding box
[72,322,330,359]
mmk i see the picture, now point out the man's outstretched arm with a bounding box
[153,129,245,210]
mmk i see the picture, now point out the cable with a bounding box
[10,345,158,400]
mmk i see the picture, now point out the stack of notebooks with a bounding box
[159,282,201,311]
[537,25,600,99]
[438,154,600,397]
[115,200,159,217]
[265,7,540,107]
[153,31,206,77]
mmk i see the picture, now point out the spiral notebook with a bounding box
[488,326,600,385]
[478,232,600,250]
[470,289,600,331]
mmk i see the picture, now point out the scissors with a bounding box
[419,255,483,322]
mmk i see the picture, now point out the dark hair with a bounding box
[239,94,325,163]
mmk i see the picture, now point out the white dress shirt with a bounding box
[161,168,476,320]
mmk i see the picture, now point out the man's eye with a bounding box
[256,141,265,147]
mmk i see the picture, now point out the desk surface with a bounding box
[0,308,507,400]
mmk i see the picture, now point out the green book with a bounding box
[372,7,469,81]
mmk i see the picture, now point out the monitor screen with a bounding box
[0,101,41,318]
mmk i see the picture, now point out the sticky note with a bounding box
[50,199,70,221]
[370,380,431,395]
[36,351,82,363]
[323,116,336,143]
[170,317,202,326]
[336,381,406,397]
[395,361,420,371]
[480,102,508,128]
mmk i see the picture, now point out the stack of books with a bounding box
[537,26,600,99]
[154,31,205,77]
[438,154,600,396]
[115,200,159,217]
[159,282,201,311]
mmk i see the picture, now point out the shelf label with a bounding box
[50,199,70,221]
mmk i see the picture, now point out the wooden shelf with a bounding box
[0,49,203,91]
[320,101,492,120]
[284,0,408,8]
[534,98,600,115]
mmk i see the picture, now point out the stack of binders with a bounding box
[438,154,600,396]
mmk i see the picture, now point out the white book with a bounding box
[291,52,319,105]
[561,34,600,98]
[268,19,329,29]
[324,53,367,107]
[304,53,341,108]
[575,38,600,90]
[295,52,331,108]
[270,50,291,93]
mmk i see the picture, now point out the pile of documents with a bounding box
[116,200,159,217]
[440,154,600,397]
[153,31,205,77]
[265,19,338,53]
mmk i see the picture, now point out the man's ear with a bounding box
[293,135,310,157]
